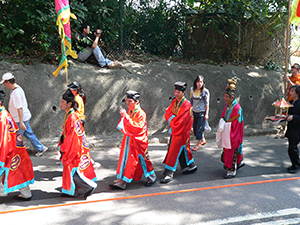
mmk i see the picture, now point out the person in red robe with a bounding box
[0,89,34,201]
[109,90,156,190]
[58,89,97,198]
[67,81,101,170]
[220,79,244,179]
[161,82,197,184]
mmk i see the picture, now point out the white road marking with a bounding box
[198,208,300,225]
[252,217,300,225]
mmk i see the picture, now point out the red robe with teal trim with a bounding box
[116,104,155,183]
[221,99,244,171]
[0,106,34,194]
[164,97,195,171]
[58,109,97,196]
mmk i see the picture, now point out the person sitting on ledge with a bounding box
[77,22,121,69]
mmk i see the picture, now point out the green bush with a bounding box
[123,0,186,56]
[0,0,87,56]
[0,0,289,64]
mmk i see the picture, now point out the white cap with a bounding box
[0,73,14,84]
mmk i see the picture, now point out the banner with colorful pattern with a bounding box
[53,0,78,77]
[290,0,300,27]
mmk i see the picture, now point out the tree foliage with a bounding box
[123,0,187,56]
[0,0,289,62]
[0,0,88,56]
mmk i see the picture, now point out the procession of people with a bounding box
[1,68,297,201]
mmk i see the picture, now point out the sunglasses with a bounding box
[291,66,298,69]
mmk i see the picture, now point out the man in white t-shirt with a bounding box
[1,72,48,157]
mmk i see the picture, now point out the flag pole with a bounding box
[285,0,292,95]
[65,67,68,86]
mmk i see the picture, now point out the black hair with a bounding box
[77,86,86,105]
[62,89,78,111]
[224,90,235,98]
[68,81,86,105]
[81,23,89,32]
[7,78,16,84]
[193,75,205,92]
[0,90,5,105]
[290,84,300,96]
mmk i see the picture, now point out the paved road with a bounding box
[1,135,300,225]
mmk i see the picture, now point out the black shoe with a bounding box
[145,180,156,187]
[287,166,297,171]
[237,162,245,170]
[183,166,197,174]
[61,193,75,198]
[109,184,124,190]
[84,188,95,198]
[13,195,31,201]
[288,168,299,174]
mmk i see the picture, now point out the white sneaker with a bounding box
[35,146,48,157]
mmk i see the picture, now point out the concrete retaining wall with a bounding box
[0,59,284,139]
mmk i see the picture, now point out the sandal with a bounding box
[192,146,200,151]
[199,140,206,146]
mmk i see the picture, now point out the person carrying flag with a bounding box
[67,81,101,170]
[58,89,97,198]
